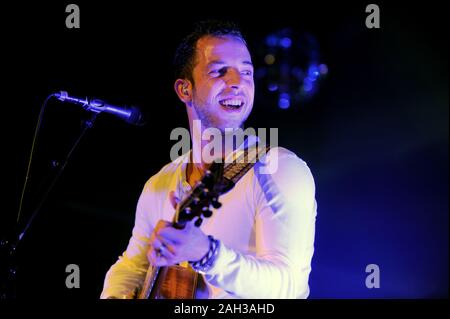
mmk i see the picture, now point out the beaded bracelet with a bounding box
[189,235,220,273]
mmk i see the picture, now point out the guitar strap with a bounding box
[222,143,272,185]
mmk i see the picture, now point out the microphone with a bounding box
[54,91,145,126]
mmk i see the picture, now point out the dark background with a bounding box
[1,1,447,298]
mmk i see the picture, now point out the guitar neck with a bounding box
[137,265,161,299]
[138,202,186,299]
[136,161,229,299]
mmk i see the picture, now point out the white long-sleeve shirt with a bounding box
[100,145,317,299]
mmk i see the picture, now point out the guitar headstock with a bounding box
[174,161,234,228]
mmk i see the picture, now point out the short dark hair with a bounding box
[173,20,247,85]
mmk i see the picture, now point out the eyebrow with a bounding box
[207,60,254,68]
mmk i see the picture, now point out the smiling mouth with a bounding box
[219,99,244,110]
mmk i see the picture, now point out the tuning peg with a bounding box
[211,199,222,209]
[202,207,213,218]
[203,170,214,184]
[195,218,203,227]
[183,207,192,215]
[195,181,204,188]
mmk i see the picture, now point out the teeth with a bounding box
[220,99,242,107]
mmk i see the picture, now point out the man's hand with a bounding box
[147,220,210,266]
[147,191,210,267]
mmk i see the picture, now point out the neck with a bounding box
[189,119,242,171]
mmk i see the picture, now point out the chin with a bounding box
[216,123,244,133]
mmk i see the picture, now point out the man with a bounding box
[100,20,317,299]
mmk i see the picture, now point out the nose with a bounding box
[226,68,242,90]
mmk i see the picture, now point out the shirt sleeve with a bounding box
[100,178,156,299]
[203,148,317,298]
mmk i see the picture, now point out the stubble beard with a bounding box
[191,92,244,134]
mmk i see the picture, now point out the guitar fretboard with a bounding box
[223,144,271,184]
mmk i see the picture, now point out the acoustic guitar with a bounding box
[137,161,235,299]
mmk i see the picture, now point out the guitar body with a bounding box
[148,265,208,299]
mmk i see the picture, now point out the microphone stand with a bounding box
[0,112,98,299]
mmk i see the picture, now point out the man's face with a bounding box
[189,35,255,132]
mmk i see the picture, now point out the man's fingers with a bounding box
[157,227,182,244]
[151,237,164,250]
[148,244,176,267]
[155,219,172,230]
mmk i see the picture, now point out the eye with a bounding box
[241,70,253,76]
[209,67,227,77]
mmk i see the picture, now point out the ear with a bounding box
[174,79,192,105]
